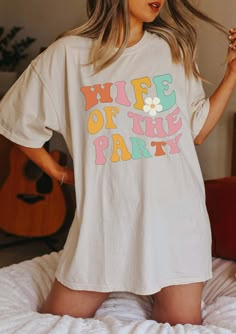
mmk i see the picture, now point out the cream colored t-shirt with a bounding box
[0,31,212,294]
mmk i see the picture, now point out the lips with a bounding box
[148,2,161,9]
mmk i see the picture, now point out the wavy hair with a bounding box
[61,0,228,77]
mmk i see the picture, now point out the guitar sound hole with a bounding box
[36,173,53,194]
[17,194,45,204]
[24,160,43,180]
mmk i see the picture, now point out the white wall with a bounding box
[0,0,235,178]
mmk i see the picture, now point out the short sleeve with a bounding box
[0,63,60,148]
[187,74,210,140]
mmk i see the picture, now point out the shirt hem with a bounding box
[55,272,213,295]
[0,124,46,148]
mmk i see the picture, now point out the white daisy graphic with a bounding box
[143,97,163,116]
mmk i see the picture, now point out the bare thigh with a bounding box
[152,282,204,325]
[40,279,109,318]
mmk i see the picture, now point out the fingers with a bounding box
[64,167,75,185]
[229,28,236,50]
[59,166,75,185]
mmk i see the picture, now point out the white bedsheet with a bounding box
[0,252,235,334]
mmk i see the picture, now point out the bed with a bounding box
[0,251,235,334]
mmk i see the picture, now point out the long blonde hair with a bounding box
[61,0,227,77]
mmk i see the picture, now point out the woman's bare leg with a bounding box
[152,282,204,325]
[40,279,109,318]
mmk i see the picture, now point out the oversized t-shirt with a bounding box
[0,31,212,294]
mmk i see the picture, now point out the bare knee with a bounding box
[152,282,203,326]
[40,279,109,318]
[152,302,202,325]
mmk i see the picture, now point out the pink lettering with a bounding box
[128,112,144,135]
[93,136,109,165]
[166,108,182,136]
[114,81,131,106]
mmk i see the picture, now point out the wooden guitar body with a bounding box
[0,145,66,237]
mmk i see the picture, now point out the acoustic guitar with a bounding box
[0,144,67,237]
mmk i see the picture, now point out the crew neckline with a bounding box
[121,30,151,55]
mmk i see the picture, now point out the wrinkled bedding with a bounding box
[0,252,235,333]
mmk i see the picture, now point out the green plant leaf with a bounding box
[0,26,36,71]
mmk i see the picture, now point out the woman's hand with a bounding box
[16,144,75,186]
[228,28,236,75]
[60,166,75,185]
